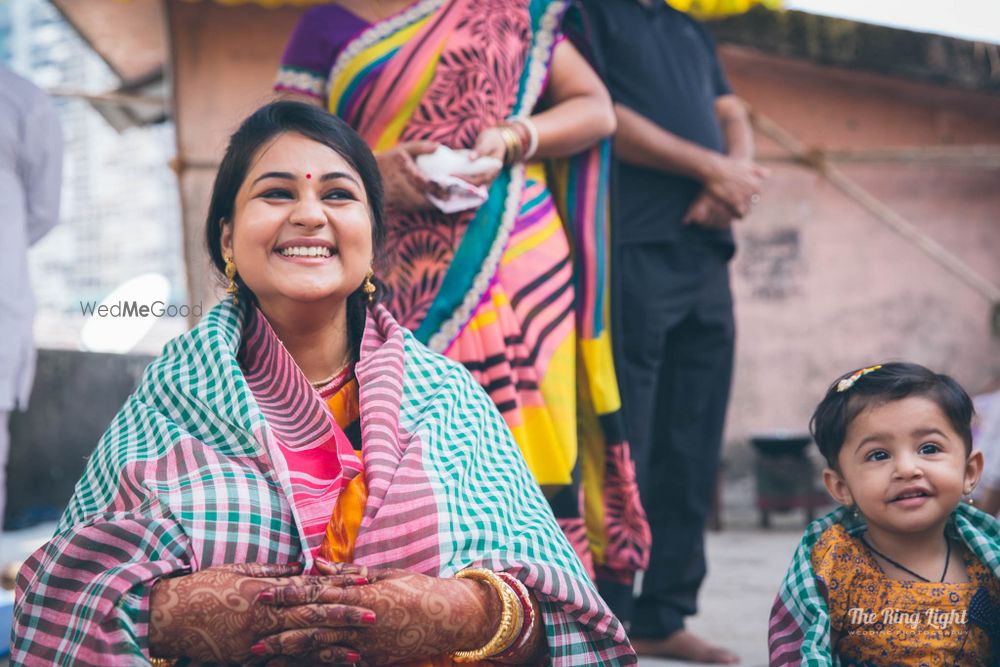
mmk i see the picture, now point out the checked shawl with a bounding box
[12,300,634,665]
[768,504,1000,666]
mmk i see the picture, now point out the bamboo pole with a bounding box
[757,145,1000,168]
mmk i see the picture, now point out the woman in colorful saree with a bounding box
[10,102,635,666]
[274,0,649,586]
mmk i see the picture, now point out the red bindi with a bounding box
[305,173,312,179]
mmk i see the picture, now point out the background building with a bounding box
[0,0,185,352]
[711,11,1000,452]
[3,0,999,529]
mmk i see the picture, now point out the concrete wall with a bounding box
[719,45,1000,450]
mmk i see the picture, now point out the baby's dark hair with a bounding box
[810,362,974,469]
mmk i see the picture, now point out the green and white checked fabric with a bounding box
[395,333,625,661]
[12,301,634,665]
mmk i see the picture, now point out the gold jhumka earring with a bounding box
[224,255,239,305]
[362,268,377,304]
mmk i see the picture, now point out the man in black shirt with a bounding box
[581,0,767,662]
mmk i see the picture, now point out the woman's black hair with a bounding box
[204,101,385,358]
[810,362,975,469]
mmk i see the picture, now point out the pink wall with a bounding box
[719,46,1000,447]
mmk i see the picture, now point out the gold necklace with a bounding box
[309,357,353,388]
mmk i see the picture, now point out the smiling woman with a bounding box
[203,102,387,380]
[215,132,376,384]
[10,102,635,666]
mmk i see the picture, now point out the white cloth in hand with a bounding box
[415,146,502,214]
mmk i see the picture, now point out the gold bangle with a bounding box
[505,120,531,159]
[451,568,523,662]
[509,125,525,163]
[497,126,511,161]
[149,658,175,667]
[508,117,539,160]
[498,126,524,166]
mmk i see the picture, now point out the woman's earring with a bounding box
[850,504,860,519]
[362,267,376,304]
[224,255,239,305]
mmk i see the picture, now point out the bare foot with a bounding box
[631,629,740,664]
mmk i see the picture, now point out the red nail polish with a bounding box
[250,643,268,655]
[354,576,369,585]
[346,651,362,661]
[257,590,274,603]
[362,611,377,625]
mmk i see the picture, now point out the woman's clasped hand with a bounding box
[149,561,503,666]
[258,561,505,665]
[148,562,369,665]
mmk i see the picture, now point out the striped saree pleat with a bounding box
[239,309,363,560]
[448,165,576,486]
[321,0,649,582]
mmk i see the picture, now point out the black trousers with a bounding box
[610,236,735,638]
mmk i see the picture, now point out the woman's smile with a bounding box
[274,237,338,263]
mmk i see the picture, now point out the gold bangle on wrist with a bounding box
[149,657,175,667]
[451,568,523,662]
[508,117,539,160]
[497,125,524,166]
[505,120,531,160]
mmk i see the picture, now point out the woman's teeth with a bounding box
[279,246,332,258]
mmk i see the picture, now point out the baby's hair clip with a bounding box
[836,365,883,393]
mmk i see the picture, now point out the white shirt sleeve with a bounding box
[22,93,63,246]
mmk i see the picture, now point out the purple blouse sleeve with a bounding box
[274,5,369,101]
